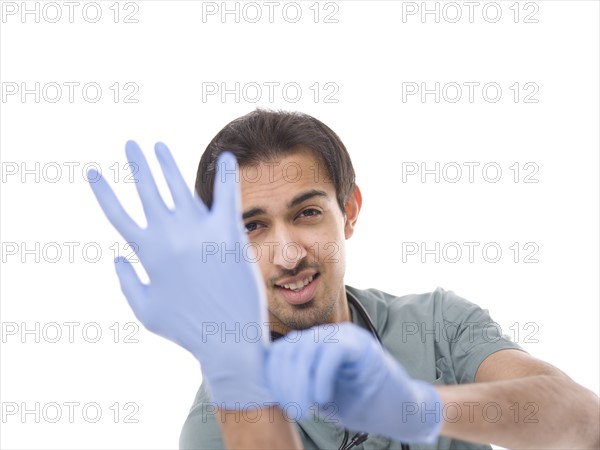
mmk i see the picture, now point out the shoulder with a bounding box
[346,285,524,384]
[347,284,476,324]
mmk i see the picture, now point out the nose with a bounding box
[268,225,308,270]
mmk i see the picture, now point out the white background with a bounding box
[1,1,598,449]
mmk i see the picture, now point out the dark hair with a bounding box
[195,108,356,213]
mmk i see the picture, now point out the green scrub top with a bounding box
[180,286,525,449]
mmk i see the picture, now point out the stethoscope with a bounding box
[271,291,410,450]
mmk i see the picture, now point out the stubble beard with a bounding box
[269,293,338,331]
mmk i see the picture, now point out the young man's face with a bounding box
[239,147,361,335]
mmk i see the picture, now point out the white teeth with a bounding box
[281,275,314,291]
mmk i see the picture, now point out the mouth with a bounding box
[274,273,321,305]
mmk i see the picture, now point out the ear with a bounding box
[343,185,362,239]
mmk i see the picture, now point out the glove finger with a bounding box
[312,327,352,407]
[282,329,330,418]
[295,332,321,418]
[88,169,141,241]
[267,341,293,413]
[267,336,313,418]
[268,338,302,403]
[154,142,197,211]
[114,256,148,323]
[212,152,243,231]
[313,323,375,404]
[125,140,168,221]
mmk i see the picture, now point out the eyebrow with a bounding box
[242,189,329,220]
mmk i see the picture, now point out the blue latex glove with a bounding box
[88,140,272,408]
[266,322,442,444]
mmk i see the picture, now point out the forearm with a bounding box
[216,406,304,450]
[435,375,600,449]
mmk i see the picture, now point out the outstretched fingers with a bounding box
[114,256,149,324]
[125,140,168,220]
[88,169,141,241]
[154,142,196,211]
[212,152,243,223]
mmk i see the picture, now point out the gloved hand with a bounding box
[88,140,271,408]
[266,322,442,444]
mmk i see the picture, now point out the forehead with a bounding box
[239,148,334,208]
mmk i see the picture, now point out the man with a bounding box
[89,109,599,450]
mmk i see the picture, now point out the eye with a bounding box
[298,208,322,219]
[244,222,261,233]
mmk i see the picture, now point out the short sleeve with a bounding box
[179,382,226,450]
[438,288,526,384]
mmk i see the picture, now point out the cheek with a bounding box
[255,255,271,280]
[244,244,270,280]
[310,230,346,268]
[325,241,346,272]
